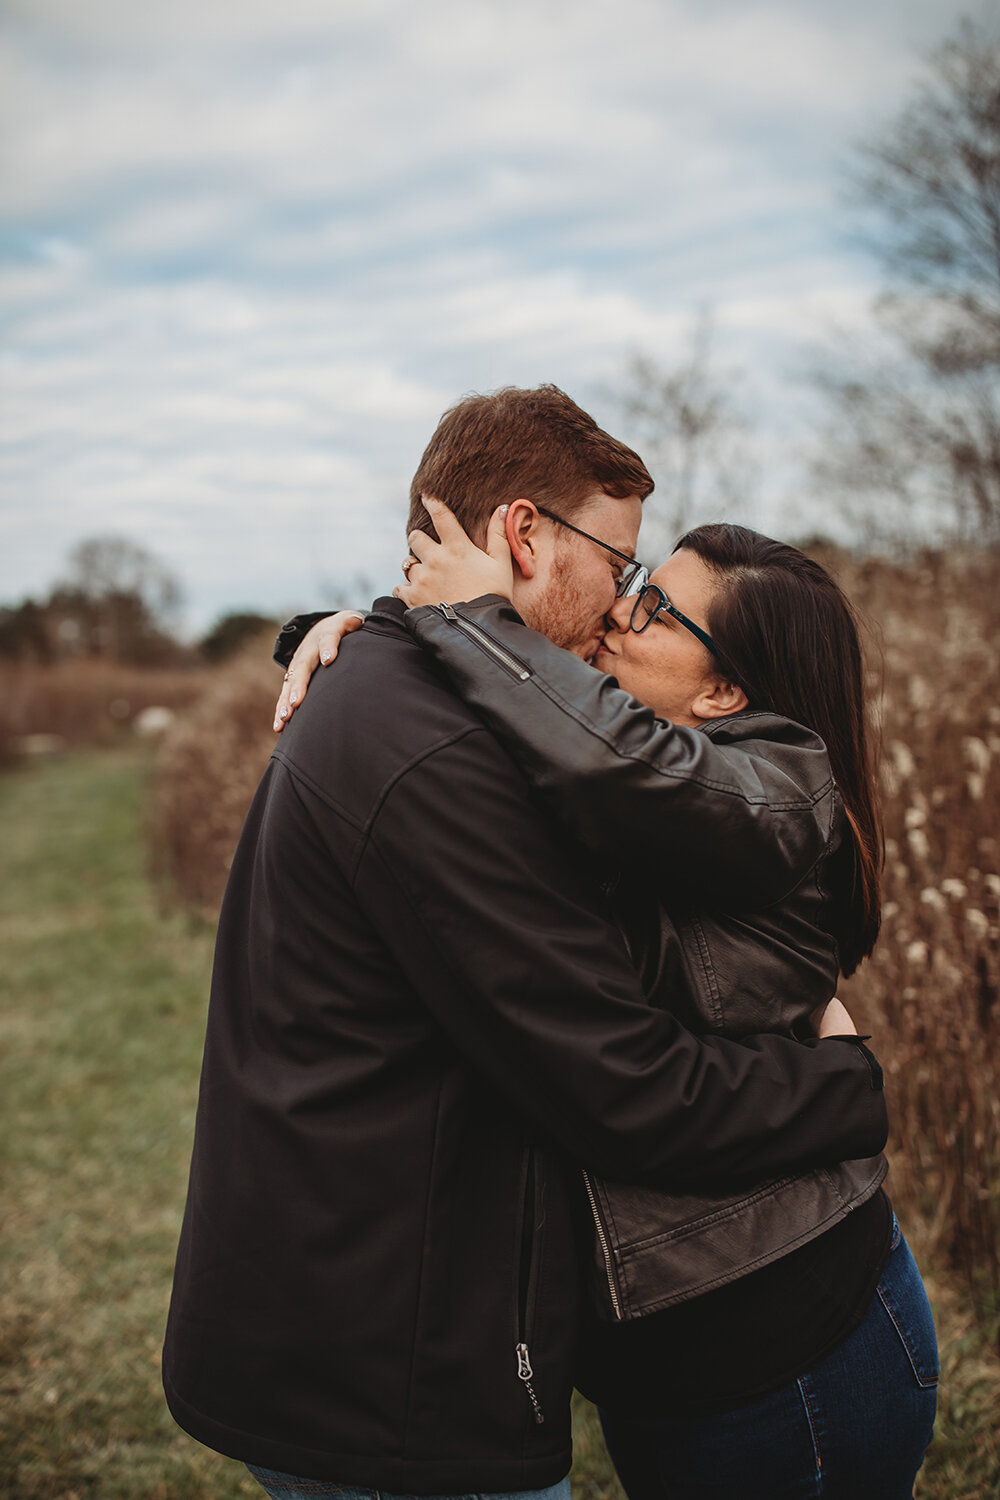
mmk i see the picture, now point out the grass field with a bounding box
[2,749,999,1497]
[0,749,254,1499]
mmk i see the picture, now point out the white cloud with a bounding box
[0,0,976,626]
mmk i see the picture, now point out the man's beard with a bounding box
[522,546,604,661]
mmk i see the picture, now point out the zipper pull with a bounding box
[434,602,532,680]
[515,1342,545,1424]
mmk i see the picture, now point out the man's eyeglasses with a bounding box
[629,582,718,657]
[536,506,645,598]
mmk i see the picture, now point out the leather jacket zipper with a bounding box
[515,1147,545,1425]
[581,1168,624,1321]
[437,604,531,681]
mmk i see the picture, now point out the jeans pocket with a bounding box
[877,1233,940,1389]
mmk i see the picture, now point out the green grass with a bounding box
[0,750,254,1499]
[1,750,998,1498]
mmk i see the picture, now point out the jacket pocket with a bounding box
[513,1146,546,1424]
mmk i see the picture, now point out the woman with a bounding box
[273,503,938,1499]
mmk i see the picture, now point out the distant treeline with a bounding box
[0,592,279,668]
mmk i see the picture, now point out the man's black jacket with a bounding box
[162,597,887,1491]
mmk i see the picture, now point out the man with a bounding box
[163,386,886,1496]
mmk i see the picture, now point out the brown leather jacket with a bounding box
[407,596,888,1321]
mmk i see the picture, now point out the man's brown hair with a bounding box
[407,385,653,541]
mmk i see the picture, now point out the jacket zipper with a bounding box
[437,604,532,681]
[516,1342,545,1425]
[581,1168,624,1321]
[514,1147,545,1425]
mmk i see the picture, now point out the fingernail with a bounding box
[273,719,281,731]
[289,691,297,705]
[321,651,332,664]
[279,706,288,719]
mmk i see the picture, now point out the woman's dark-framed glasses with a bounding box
[536,506,645,598]
[630,583,718,656]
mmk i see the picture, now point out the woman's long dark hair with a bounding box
[675,523,883,974]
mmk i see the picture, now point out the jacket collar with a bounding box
[366,596,408,631]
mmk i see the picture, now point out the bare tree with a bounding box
[615,316,757,555]
[64,536,180,614]
[54,535,182,663]
[814,15,1000,546]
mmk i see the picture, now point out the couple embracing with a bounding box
[163,385,937,1499]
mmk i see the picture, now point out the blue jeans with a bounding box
[598,1221,938,1499]
[245,1471,572,1500]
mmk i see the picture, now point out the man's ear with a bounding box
[505,499,541,581]
[692,676,748,721]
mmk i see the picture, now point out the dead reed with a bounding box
[147,636,279,919]
[831,550,1000,1325]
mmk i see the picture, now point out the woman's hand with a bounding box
[810,997,858,1037]
[395,496,514,610]
[273,611,366,731]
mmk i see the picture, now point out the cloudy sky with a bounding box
[0,0,977,633]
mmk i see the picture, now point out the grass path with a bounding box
[1,750,998,1498]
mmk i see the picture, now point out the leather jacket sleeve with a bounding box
[274,611,371,668]
[274,612,333,666]
[406,597,834,910]
[347,719,886,1187]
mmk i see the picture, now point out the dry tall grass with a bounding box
[148,634,279,918]
[150,556,1000,1327]
[0,658,204,762]
[830,550,1000,1319]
